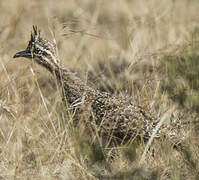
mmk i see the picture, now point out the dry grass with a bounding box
[0,0,199,179]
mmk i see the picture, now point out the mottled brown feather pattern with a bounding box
[13,26,184,146]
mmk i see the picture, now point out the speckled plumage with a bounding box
[13,26,185,145]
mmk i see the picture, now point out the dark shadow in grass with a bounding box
[160,54,199,113]
[95,168,159,180]
[121,143,138,162]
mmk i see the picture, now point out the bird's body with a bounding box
[13,26,184,146]
[53,65,160,144]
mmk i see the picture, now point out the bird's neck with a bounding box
[52,66,96,105]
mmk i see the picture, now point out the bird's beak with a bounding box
[13,50,32,59]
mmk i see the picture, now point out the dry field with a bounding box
[0,0,199,179]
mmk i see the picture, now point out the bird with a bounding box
[13,26,184,147]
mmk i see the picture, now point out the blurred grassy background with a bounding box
[0,0,199,179]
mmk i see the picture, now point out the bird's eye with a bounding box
[35,48,41,53]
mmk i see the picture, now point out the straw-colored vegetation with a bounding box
[0,0,199,179]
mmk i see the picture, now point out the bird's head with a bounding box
[13,26,59,71]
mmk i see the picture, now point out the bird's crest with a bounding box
[14,25,59,70]
[30,25,41,45]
